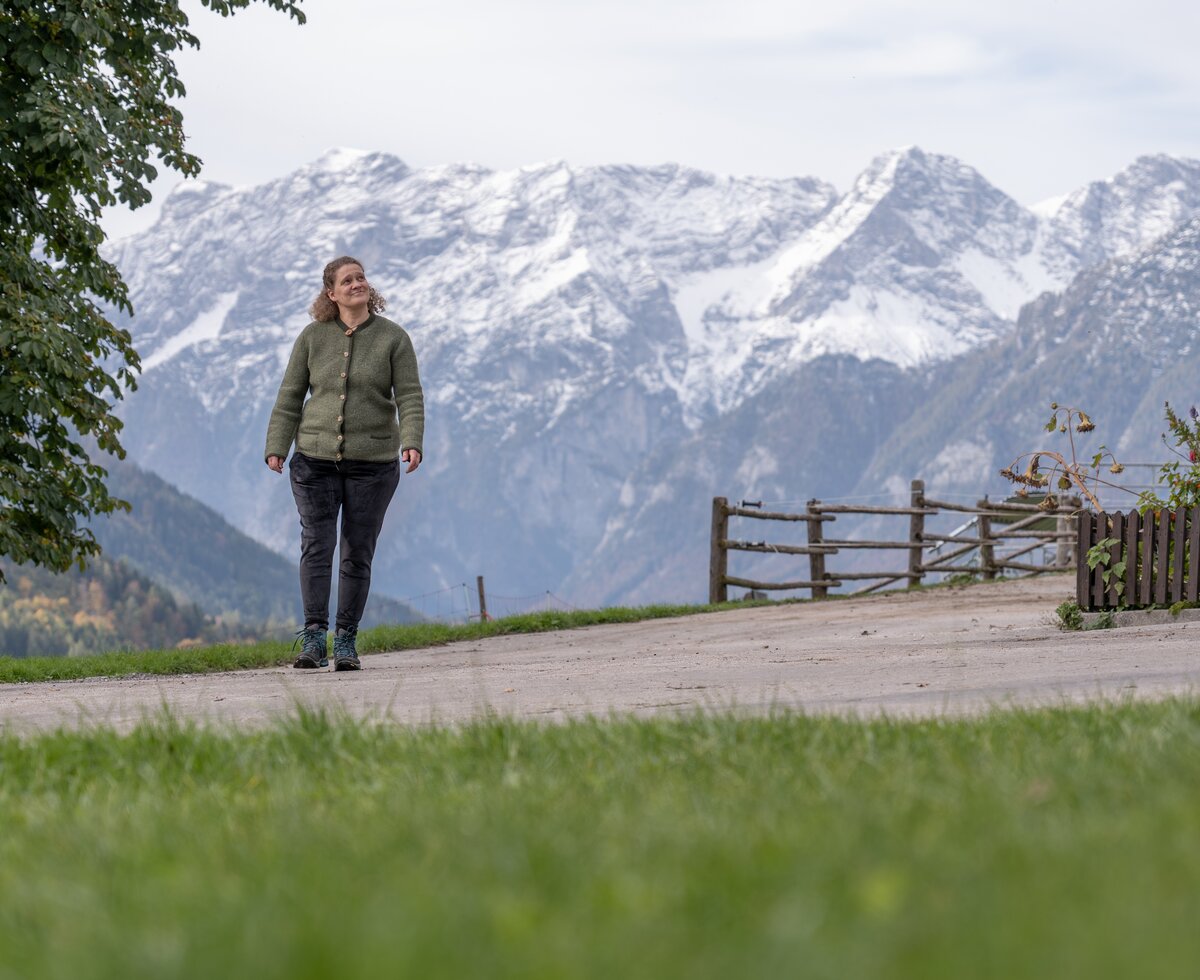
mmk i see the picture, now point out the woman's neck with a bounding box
[338,305,371,329]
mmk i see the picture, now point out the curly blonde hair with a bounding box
[309,255,388,322]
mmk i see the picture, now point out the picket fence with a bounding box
[1076,507,1200,611]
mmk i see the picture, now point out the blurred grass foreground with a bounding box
[1,701,1198,978]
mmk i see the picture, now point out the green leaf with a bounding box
[0,0,306,574]
[1086,538,1118,570]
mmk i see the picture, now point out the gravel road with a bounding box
[3,574,1198,734]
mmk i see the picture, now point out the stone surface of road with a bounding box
[3,574,1198,733]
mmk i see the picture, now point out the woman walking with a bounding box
[265,256,424,670]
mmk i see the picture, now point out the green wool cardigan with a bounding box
[264,314,424,463]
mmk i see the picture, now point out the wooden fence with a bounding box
[1076,507,1200,611]
[709,479,1079,603]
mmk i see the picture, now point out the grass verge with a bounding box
[0,701,1197,978]
[0,599,777,684]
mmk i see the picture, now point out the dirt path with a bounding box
[3,574,1198,733]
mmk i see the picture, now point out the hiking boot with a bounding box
[333,626,361,671]
[293,625,328,669]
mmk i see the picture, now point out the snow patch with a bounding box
[926,440,995,491]
[788,286,991,368]
[313,147,373,172]
[882,475,911,499]
[519,248,591,304]
[955,243,1060,318]
[736,446,779,488]
[170,179,221,198]
[142,292,239,372]
[671,254,778,346]
[1030,193,1068,217]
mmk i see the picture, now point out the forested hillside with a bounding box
[0,556,251,658]
[90,458,420,628]
[0,456,422,659]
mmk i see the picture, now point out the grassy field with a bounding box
[0,600,777,685]
[0,701,1197,978]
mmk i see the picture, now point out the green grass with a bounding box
[1,702,1198,978]
[0,600,776,684]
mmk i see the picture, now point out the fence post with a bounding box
[806,499,828,599]
[709,497,729,603]
[977,498,996,580]
[476,575,490,622]
[1055,512,1072,568]
[907,479,925,589]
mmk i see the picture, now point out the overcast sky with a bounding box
[102,0,1200,239]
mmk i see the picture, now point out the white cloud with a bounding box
[102,0,1200,239]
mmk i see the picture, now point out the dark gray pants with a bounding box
[289,452,400,632]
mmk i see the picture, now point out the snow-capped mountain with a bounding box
[857,212,1200,508]
[670,146,1053,414]
[105,146,1200,606]
[1041,154,1200,275]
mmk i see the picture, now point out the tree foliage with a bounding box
[1140,402,1200,513]
[0,553,252,657]
[0,0,305,580]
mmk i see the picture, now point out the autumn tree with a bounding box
[0,0,305,579]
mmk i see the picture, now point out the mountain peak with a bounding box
[312,146,377,169]
[305,147,411,181]
[158,178,234,221]
[1047,152,1200,269]
[847,146,1010,217]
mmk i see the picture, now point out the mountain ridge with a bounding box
[102,145,1200,604]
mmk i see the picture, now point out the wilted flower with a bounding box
[1037,494,1059,511]
[1110,462,1125,474]
[1076,411,1095,433]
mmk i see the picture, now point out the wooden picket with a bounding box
[1075,507,1199,610]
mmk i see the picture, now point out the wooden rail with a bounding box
[709,481,1080,603]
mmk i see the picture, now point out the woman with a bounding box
[264,256,424,670]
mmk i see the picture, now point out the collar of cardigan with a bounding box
[335,312,376,336]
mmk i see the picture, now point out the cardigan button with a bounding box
[340,372,346,379]
[343,351,349,357]
[339,394,345,401]
[335,453,343,461]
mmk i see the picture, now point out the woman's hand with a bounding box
[402,448,422,474]
[266,455,284,473]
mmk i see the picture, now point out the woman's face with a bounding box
[326,264,369,310]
